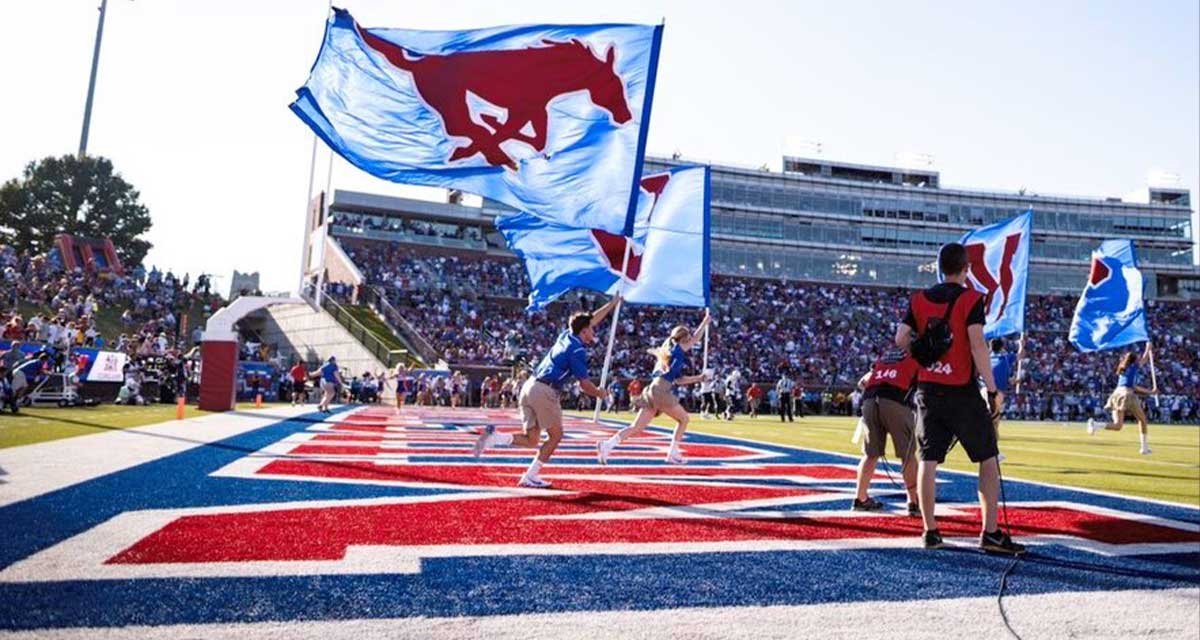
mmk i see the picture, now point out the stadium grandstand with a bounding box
[298,154,1200,424]
[1,240,223,406]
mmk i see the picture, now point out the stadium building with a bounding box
[315,154,1199,300]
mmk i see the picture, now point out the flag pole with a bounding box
[1147,342,1160,408]
[299,136,319,296]
[592,241,632,423]
[702,310,710,371]
[1014,332,1026,394]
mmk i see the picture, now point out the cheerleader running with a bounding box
[1087,343,1156,454]
[597,310,711,465]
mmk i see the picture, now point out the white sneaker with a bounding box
[597,441,613,465]
[518,476,553,488]
[666,452,686,465]
[472,425,495,458]
[1086,418,1097,435]
[1140,446,1152,455]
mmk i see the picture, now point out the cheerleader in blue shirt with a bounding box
[598,310,710,465]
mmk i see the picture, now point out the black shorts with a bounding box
[914,384,998,464]
[292,380,306,393]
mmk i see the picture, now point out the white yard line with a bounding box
[996,444,1199,469]
[676,422,1200,510]
[0,405,323,508]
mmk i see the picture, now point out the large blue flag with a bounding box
[1069,240,1149,352]
[499,165,710,309]
[291,8,663,236]
[941,209,1032,339]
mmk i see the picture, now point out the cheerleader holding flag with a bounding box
[1071,240,1158,454]
[498,165,712,423]
[598,311,710,465]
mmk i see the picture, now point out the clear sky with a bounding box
[2,0,1196,294]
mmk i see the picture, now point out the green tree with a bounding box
[0,155,152,267]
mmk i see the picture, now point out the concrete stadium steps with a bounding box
[249,301,395,376]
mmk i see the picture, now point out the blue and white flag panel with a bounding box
[1069,239,1150,353]
[291,8,662,236]
[943,209,1032,339]
[499,165,711,309]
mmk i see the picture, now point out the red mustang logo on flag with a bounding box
[359,29,633,170]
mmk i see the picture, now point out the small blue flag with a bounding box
[1068,240,1150,352]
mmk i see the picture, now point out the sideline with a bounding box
[0,406,334,508]
[625,419,1200,512]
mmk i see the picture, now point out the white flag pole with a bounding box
[592,241,632,423]
[702,311,710,371]
[1014,332,1026,394]
[1147,342,1160,408]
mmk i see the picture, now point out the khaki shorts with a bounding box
[861,396,915,460]
[519,379,562,435]
[11,371,28,394]
[642,377,679,413]
[1105,386,1147,423]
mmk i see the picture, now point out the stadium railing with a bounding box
[318,290,414,370]
[360,286,440,366]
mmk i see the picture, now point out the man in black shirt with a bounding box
[896,243,1024,555]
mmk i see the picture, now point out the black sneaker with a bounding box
[980,529,1026,555]
[852,497,883,511]
[907,502,921,517]
[923,529,944,549]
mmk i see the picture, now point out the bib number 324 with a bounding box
[927,361,953,376]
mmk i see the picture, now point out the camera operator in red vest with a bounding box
[896,243,1024,555]
[851,349,920,515]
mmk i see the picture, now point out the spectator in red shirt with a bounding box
[747,383,763,418]
[627,378,644,411]
[289,361,309,406]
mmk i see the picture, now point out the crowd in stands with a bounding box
[337,240,1200,424]
[0,244,225,409]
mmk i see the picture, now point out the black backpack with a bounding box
[910,289,962,367]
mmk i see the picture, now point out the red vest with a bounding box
[910,287,983,386]
[866,352,919,394]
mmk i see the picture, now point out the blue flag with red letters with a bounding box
[290,8,663,236]
[941,209,1032,339]
[1069,239,1150,352]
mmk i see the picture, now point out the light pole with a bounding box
[79,0,109,157]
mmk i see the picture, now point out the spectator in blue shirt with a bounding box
[598,309,711,465]
[317,356,344,413]
[987,337,1025,440]
[607,379,623,413]
[474,296,620,488]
